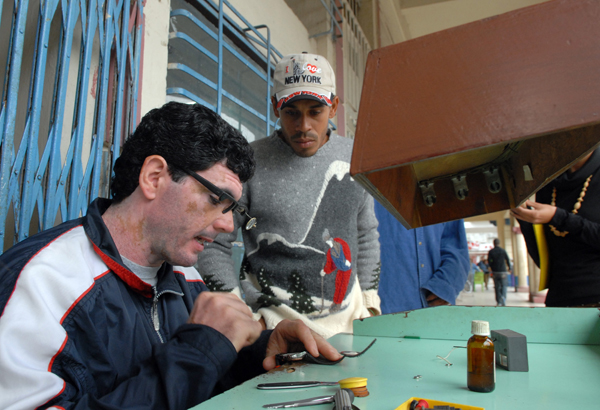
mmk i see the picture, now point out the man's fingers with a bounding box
[264,320,342,371]
[188,292,262,351]
[188,293,249,325]
[263,355,277,371]
[429,298,449,307]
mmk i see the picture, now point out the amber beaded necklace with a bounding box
[549,174,593,237]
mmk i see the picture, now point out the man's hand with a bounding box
[426,293,449,307]
[262,319,342,371]
[367,307,380,317]
[187,292,263,352]
[259,316,267,331]
[510,200,556,224]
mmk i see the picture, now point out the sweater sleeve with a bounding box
[195,190,248,300]
[503,248,512,270]
[550,207,600,250]
[422,220,470,305]
[356,192,381,312]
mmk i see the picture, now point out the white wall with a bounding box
[140,0,171,117]
[398,0,550,40]
[378,0,409,46]
[227,0,318,56]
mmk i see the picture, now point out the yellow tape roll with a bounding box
[338,377,367,389]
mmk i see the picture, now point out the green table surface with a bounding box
[191,306,600,410]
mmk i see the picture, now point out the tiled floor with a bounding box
[456,284,546,307]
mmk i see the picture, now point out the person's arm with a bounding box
[46,296,337,409]
[195,190,247,299]
[512,198,600,250]
[79,324,241,408]
[0,285,244,409]
[548,207,600,249]
[423,220,470,306]
[322,249,336,275]
[504,251,512,272]
[215,318,344,394]
[355,193,382,315]
[2,325,242,409]
[172,296,343,400]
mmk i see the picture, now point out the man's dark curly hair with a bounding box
[111,102,255,202]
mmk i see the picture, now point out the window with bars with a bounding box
[0,0,143,253]
[167,0,282,142]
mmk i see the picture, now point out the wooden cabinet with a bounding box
[351,0,600,228]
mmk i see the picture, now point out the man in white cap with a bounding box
[196,53,381,338]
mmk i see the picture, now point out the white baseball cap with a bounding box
[273,53,336,111]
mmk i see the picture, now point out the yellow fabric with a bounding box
[533,224,549,291]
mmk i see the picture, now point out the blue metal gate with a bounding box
[0,0,144,253]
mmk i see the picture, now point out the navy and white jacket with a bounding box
[0,198,270,410]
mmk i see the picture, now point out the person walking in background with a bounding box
[478,257,490,290]
[487,238,511,306]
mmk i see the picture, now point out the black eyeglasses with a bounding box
[171,164,257,230]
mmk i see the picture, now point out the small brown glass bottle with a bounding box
[467,320,495,393]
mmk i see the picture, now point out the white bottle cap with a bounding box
[471,320,490,336]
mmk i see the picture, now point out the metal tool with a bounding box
[275,339,376,366]
[258,377,367,392]
[339,338,377,357]
[258,381,340,390]
[332,389,356,410]
[262,389,355,409]
[262,394,336,408]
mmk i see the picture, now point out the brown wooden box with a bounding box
[350,0,600,228]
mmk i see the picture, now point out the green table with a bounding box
[191,306,600,409]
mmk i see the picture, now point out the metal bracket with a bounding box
[451,174,469,200]
[483,167,502,193]
[419,181,437,207]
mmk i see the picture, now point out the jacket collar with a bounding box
[83,198,184,298]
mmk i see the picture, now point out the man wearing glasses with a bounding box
[0,102,341,409]
[197,53,381,339]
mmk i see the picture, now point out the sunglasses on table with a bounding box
[170,164,257,230]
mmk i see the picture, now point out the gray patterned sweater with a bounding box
[196,131,381,338]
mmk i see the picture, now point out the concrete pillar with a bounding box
[527,256,547,303]
[494,214,506,247]
[511,217,529,293]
